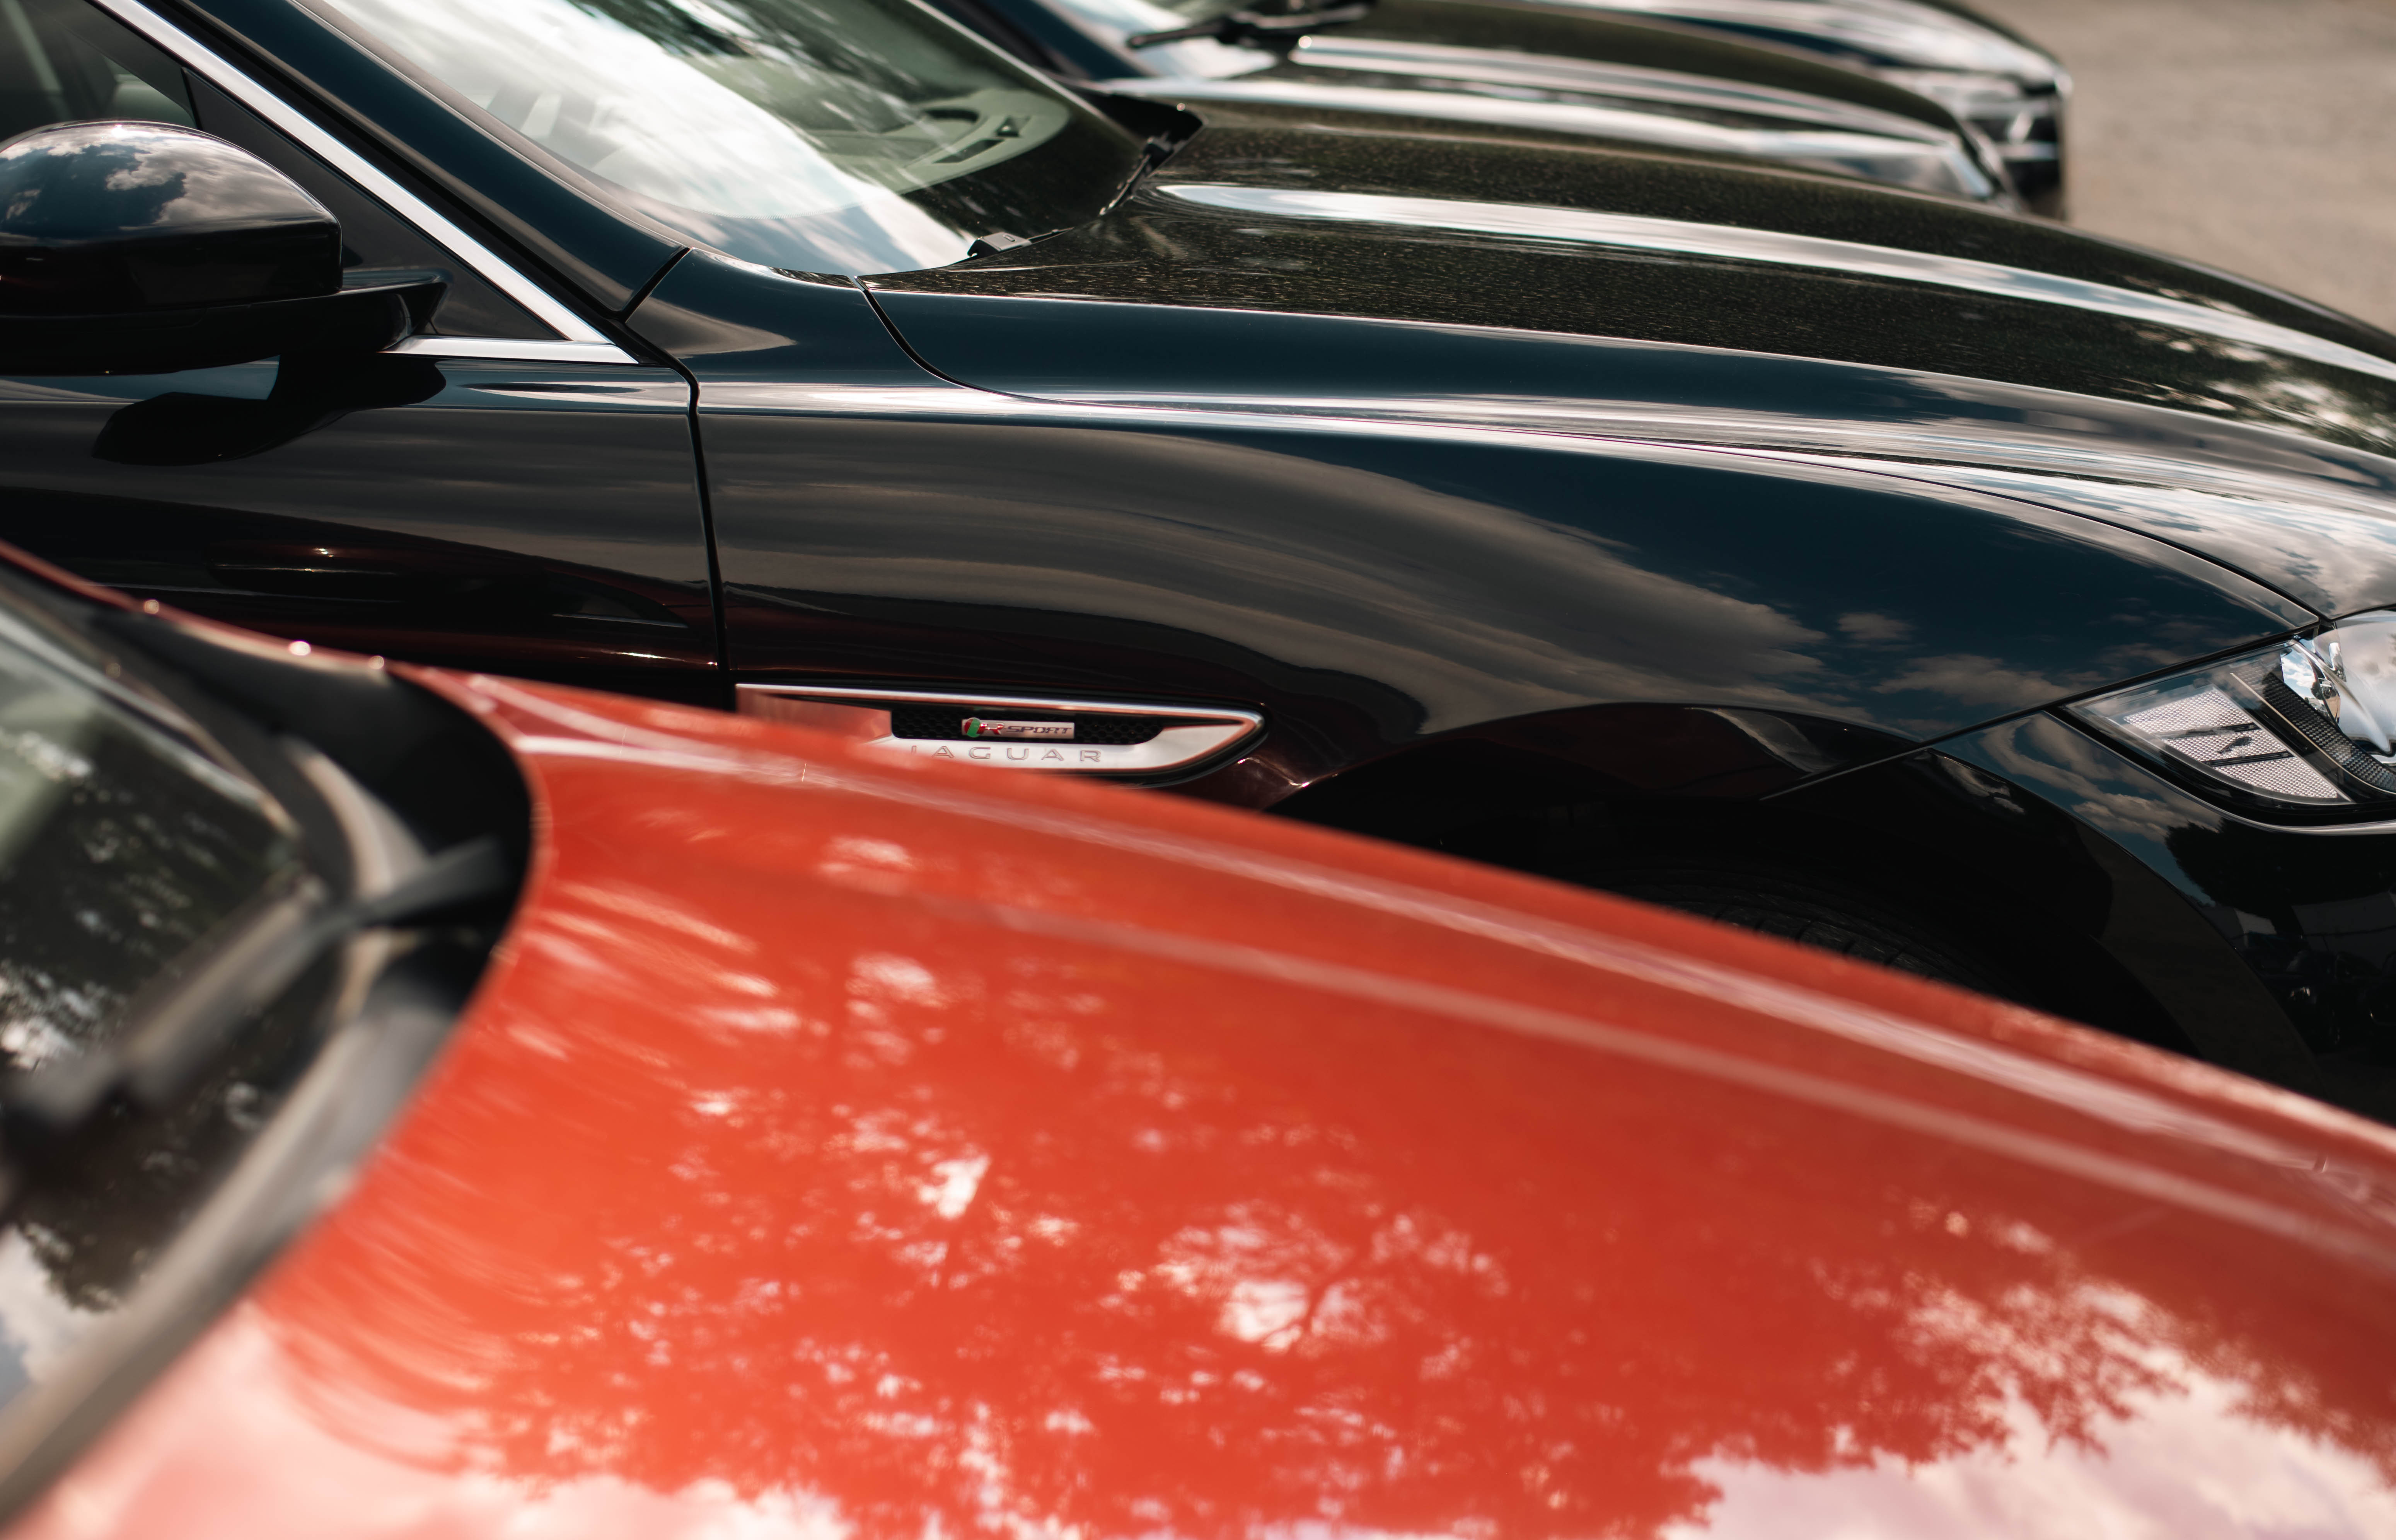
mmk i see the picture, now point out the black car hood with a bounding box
[1565,0,2064,85]
[868,104,2396,618]
[1085,0,2008,203]
[1107,35,2006,203]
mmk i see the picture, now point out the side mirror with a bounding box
[0,121,441,375]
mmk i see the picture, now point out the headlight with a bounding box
[2072,612,2396,817]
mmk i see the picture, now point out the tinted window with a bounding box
[187,78,551,337]
[0,609,300,1073]
[0,590,312,1407]
[0,0,548,336]
[0,0,190,145]
[1035,0,1270,77]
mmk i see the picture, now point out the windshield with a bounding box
[0,591,306,1412]
[1032,0,1276,77]
[1146,0,1259,19]
[311,0,1150,274]
[0,613,298,1077]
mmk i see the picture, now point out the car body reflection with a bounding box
[15,679,2396,1539]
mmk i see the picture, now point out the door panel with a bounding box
[0,0,716,700]
[0,356,719,702]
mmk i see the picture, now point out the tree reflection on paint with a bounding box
[258,864,2396,1539]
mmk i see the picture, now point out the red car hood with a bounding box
[14,673,2396,1540]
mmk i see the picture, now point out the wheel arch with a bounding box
[1262,699,2207,1053]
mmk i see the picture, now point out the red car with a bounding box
[0,550,2389,1539]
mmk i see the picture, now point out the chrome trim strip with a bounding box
[736,684,1263,775]
[85,0,614,347]
[387,336,639,364]
[1156,184,2396,387]
[744,683,1264,718]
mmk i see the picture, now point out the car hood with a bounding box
[1561,0,2063,84]
[1107,32,2007,201]
[1490,0,2068,210]
[870,106,2396,618]
[1077,0,2011,202]
[17,675,2396,1538]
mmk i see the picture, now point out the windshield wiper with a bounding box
[2,835,512,1152]
[1126,0,1370,49]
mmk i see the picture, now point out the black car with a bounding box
[1525,0,2069,210]
[8,0,2396,1117]
[914,0,2031,208]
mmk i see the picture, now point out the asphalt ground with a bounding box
[1970,0,2396,333]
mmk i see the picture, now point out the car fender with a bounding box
[641,257,2308,805]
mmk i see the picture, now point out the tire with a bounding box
[1578,857,2028,1000]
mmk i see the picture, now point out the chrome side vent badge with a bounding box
[736,685,1263,775]
[963,718,1074,741]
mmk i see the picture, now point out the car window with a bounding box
[0,0,192,144]
[0,592,313,1412]
[306,0,1149,274]
[0,0,549,335]
[0,609,300,1077]
[1022,0,1273,78]
[184,77,553,336]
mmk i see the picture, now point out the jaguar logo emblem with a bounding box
[909,742,1107,765]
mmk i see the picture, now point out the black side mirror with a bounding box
[0,121,440,375]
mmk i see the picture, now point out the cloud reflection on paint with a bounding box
[0,123,324,236]
[193,820,2396,1540]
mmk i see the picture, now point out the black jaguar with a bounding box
[9,0,2396,1118]
[921,0,2059,211]
[913,0,2036,209]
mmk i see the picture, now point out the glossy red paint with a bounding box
[13,673,2396,1540]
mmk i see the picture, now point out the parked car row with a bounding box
[5,0,2393,1120]
[3,0,2396,1527]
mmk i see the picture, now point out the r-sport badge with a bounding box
[734,685,1262,777]
[962,718,1074,740]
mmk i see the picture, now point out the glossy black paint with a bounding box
[1923,711,2396,1121]
[943,0,2016,204]
[1541,0,2069,212]
[0,119,443,373]
[1272,702,1915,830]
[1337,0,1984,130]
[0,279,433,373]
[866,111,2396,626]
[645,247,2302,798]
[960,0,1994,130]
[11,0,2394,1107]
[878,279,2396,506]
[1320,719,2231,1048]
[0,353,718,700]
[876,110,2396,455]
[1597,0,2056,85]
[0,121,336,313]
